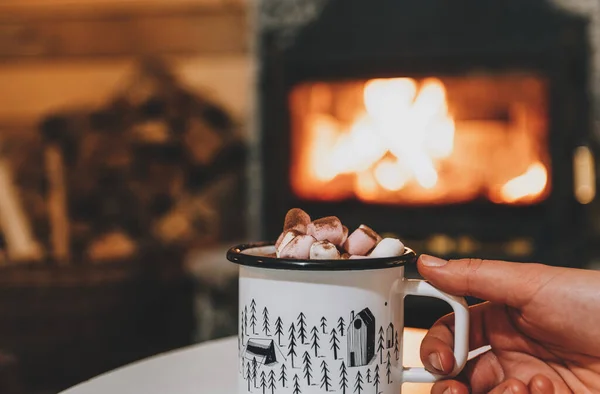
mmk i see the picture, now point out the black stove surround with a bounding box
[256,0,594,276]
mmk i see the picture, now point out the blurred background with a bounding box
[0,0,599,393]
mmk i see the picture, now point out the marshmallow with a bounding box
[360,224,382,242]
[275,231,285,248]
[283,208,311,233]
[274,210,407,261]
[276,229,301,257]
[369,238,405,258]
[341,226,349,245]
[343,225,380,255]
[307,216,345,246]
[309,241,340,260]
[279,234,316,259]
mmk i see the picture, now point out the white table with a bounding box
[61,330,433,394]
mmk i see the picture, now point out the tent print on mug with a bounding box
[242,338,287,367]
[347,307,376,367]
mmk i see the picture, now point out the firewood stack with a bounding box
[12,58,247,265]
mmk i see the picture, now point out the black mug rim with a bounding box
[227,242,416,271]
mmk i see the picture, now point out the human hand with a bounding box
[417,255,600,394]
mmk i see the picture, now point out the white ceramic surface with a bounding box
[60,332,435,394]
[236,246,469,393]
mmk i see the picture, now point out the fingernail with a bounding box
[503,389,514,394]
[442,388,453,394]
[421,255,448,267]
[427,352,444,372]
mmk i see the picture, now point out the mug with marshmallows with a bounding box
[227,209,469,394]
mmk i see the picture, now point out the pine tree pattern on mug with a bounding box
[239,299,399,393]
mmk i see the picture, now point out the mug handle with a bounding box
[392,278,470,383]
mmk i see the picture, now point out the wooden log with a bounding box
[44,144,70,264]
[0,157,42,262]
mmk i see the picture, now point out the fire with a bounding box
[373,158,410,192]
[314,78,453,192]
[499,163,548,203]
[290,76,550,205]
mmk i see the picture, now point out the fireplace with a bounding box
[290,76,551,206]
[257,0,596,271]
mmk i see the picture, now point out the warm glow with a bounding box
[573,146,596,204]
[317,78,453,191]
[363,78,417,121]
[309,115,339,182]
[354,170,380,201]
[499,163,548,203]
[290,75,550,205]
[373,159,410,191]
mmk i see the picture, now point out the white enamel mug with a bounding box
[227,243,469,394]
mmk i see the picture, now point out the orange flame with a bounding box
[498,162,548,203]
[290,76,550,206]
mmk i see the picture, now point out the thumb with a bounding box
[417,255,562,308]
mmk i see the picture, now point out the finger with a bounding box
[488,378,529,394]
[421,302,492,374]
[529,374,554,394]
[462,350,506,393]
[467,351,562,394]
[418,255,564,308]
[431,379,470,394]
